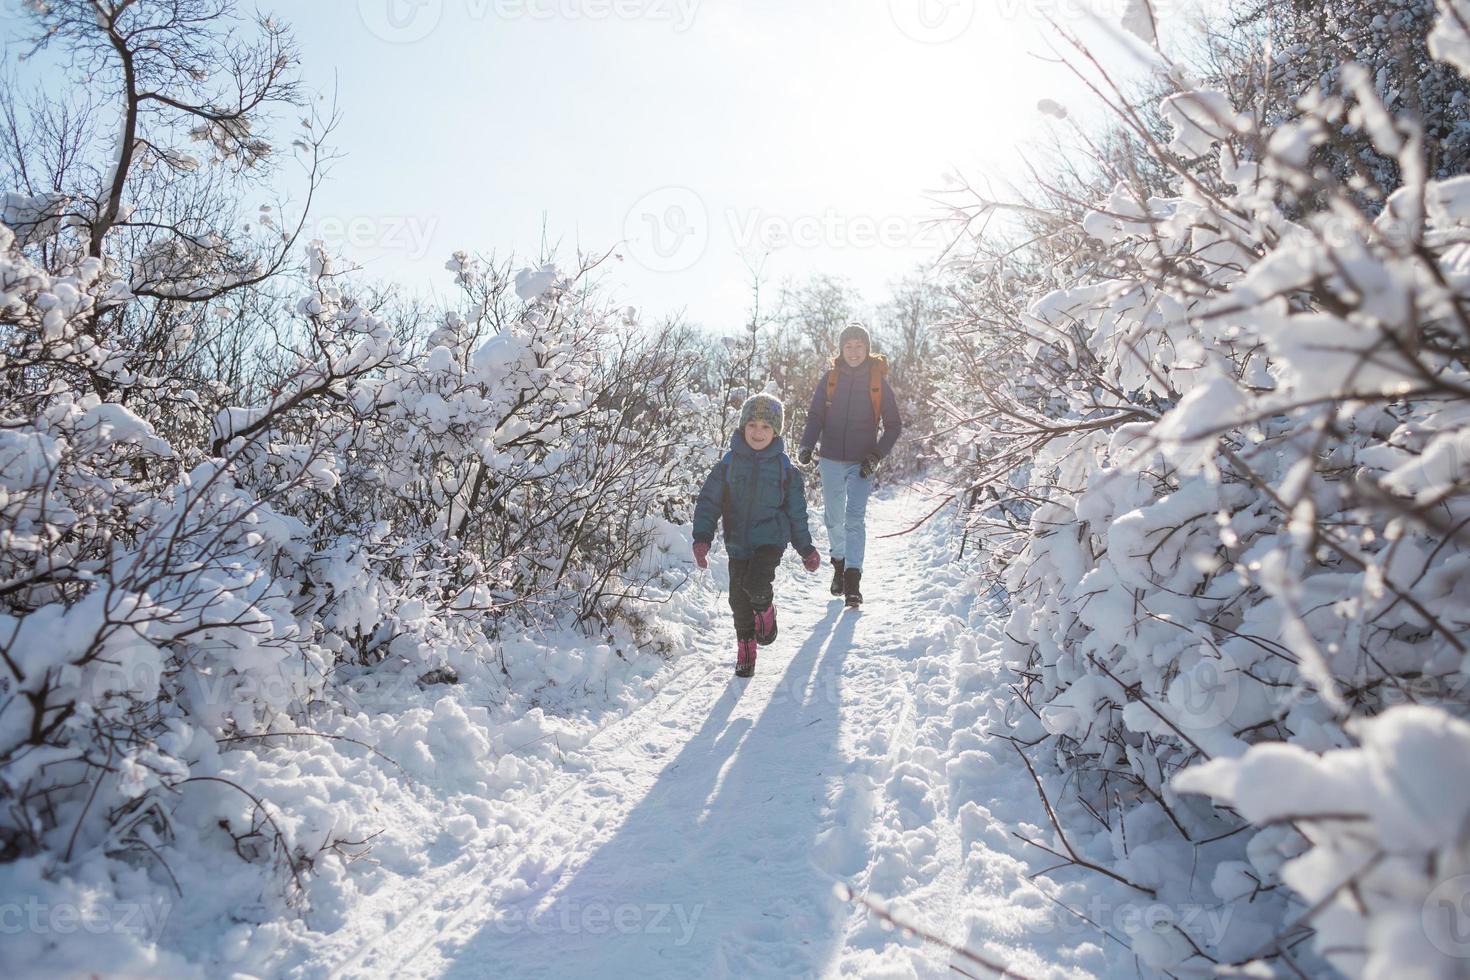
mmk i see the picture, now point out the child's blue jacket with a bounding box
[692,432,815,560]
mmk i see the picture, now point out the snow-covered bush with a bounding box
[941,2,1470,973]
[0,208,706,873]
[1233,0,1470,187]
[0,3,717,968]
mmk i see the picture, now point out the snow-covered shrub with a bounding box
[1233,0,1470,187]
[0,4,718,968]
[0,221,715,974]
[0,221,711,852]
[941,2,1470,974]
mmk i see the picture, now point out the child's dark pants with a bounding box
[728,545,782,639]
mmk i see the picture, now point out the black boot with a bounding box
[829,557,846,597]
[843,567,862,608]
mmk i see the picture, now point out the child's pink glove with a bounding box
[693,541,710,569]
[802,548,821,573]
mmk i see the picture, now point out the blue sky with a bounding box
[283,0,1157,329]
[5,0,1160,330]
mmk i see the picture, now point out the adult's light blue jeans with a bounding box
[818,457,873,570]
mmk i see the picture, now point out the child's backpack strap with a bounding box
[824,369,838,411]
[718,450,734,496]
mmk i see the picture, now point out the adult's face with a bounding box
[842,339,868,367]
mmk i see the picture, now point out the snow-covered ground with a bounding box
[252,488,1143,979]
[1,487,1165,979]
[0,486,1162,979]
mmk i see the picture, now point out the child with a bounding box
[692,393,822,677]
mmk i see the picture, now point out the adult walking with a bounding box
[796,321,903,608]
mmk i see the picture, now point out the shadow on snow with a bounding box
[443,603,862,979]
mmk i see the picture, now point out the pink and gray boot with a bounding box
[735,637,757,678]
[753,604,778,646]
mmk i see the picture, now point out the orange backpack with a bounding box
[825,356,887,422]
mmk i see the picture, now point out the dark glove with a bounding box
[693,541,710,569]
[797,447,813,466]
[858,454,880,478]
[802,548,821,573]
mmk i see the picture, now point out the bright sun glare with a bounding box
[278,0,1140,328]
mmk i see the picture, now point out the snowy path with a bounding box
[305,492,1126,979]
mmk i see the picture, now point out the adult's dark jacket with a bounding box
[798,355,903,463]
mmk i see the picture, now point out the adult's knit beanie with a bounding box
[838,321,870,352]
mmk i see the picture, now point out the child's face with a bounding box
[842,339,869,366]
[743,420,775,450]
